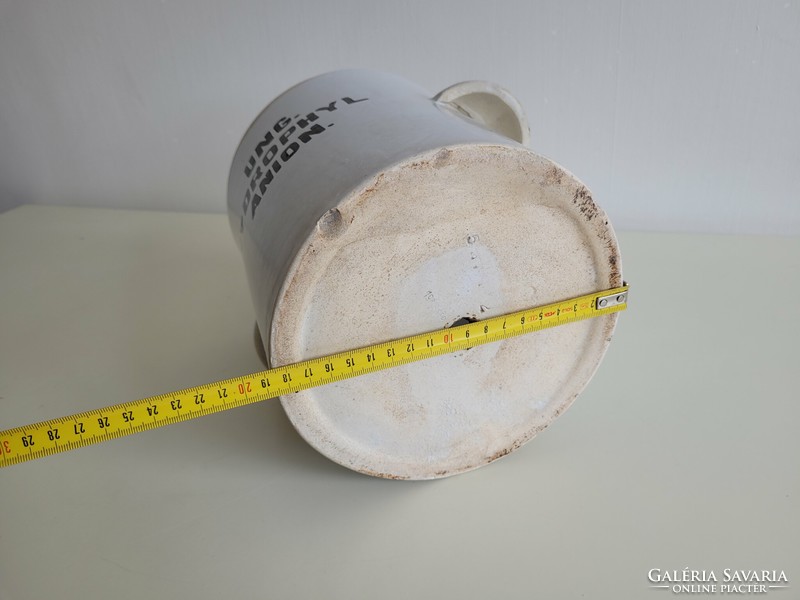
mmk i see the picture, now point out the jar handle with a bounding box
[434,81,530,146]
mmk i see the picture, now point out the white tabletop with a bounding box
[1,205,797,599]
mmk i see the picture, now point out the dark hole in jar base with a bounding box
[448,316,478,328]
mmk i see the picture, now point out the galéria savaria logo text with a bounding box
[649,569,789,594]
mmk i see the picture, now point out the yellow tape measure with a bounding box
[0,285,628,468]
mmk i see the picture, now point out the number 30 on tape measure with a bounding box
[0,285,628,468]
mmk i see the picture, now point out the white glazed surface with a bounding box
[271,144,621,479]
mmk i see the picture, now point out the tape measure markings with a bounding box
[0,285,628,468]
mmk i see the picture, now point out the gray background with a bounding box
[1,0,798,234]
